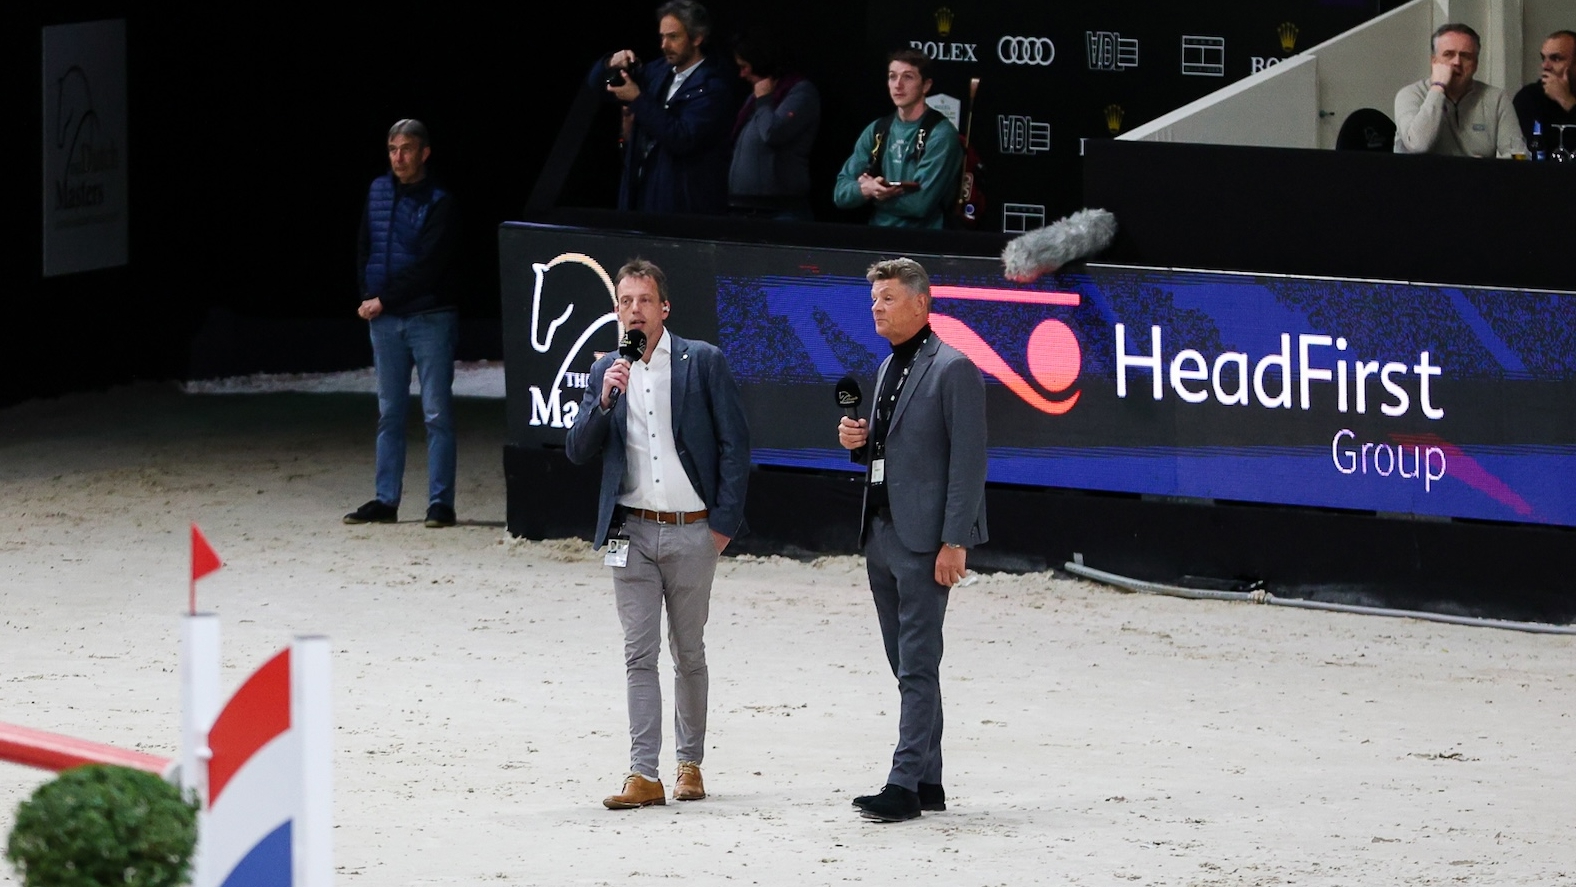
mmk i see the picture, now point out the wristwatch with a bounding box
[945,542,964,549]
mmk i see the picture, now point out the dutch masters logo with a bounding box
[526,253,620,428]
[51,65,120,211]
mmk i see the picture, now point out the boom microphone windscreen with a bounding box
[1001,208,1117,282]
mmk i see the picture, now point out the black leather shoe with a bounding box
[854,783,945,811]
[424,503,456,528]
[344,500,397,524]
[853,784,920,822]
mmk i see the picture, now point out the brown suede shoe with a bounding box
[603,773,666,809]
[673,761,706,800]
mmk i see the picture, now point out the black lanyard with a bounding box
[872,338,926,462]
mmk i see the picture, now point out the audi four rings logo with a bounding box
[998,36,1055,65]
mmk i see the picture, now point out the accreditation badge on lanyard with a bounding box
[870,355,919,487]
[604,536,630,568]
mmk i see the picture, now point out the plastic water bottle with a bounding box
[1530,121,1546,161]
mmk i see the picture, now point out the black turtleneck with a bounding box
[866,324,931,514]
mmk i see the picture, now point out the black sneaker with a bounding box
[344,500,397,524]
[424,503,456,528]
[852,784,921,822]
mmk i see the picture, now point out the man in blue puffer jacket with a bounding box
[590,0,733,214]
[345,119,461,529]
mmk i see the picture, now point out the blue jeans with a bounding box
[369,310,457,511]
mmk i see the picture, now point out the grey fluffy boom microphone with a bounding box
[608,328,647,405]
[835,376,863,421]
[1001,208,1118,282]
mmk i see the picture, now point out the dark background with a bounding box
[8,1,1407,410]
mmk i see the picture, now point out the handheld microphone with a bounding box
[835,375,863,421]
[608,328,648,406]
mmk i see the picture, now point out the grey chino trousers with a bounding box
[864,512,949,792]
[612,515,718,779]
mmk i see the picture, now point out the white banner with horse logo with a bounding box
[42,18,128,277]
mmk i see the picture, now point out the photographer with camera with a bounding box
[588,1,733,215]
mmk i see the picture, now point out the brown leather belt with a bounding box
[626,507,709,526]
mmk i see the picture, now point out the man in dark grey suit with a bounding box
[836,257,988,821]
[565,258,750,810]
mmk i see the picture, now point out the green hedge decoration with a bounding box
[5,764,198,887]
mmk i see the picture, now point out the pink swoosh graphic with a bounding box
[930,314,1080,415]
[932,286,1081,307]
[1389,432,1535,517]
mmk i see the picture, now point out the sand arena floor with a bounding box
[2,384,1573,886]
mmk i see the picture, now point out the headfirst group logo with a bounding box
[1104,104,1125,135]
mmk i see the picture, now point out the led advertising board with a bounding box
[501,226,1576,528]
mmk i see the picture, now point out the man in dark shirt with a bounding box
[344,119,461,529]
[1513,30,1576,147]
[835,258,988,822]
[592,1,733,214]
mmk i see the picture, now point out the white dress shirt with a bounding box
[618,330,707,513]
[667,58,701,102]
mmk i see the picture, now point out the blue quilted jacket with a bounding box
[358,173,457,315]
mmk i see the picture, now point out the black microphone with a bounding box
[835,375,863,421]
[608,328,647,405]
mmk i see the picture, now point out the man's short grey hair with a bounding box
[657,0,710,42]
[388,118,430,149]
[866,257,931,306]
[1431,23,1480,55]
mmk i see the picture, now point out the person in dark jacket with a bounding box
[727,30,820,221]
[344,119,461,529]
[590,0,733,215]
[1512,30,1576,147]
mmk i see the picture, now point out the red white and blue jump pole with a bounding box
[1,524,335,887]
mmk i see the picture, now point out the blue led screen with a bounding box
[502,227,1576,527]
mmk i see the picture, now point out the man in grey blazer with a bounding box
[565,258,750,810]
[836,257,988,821]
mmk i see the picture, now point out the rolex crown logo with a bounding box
[1104,104,1124,135]
[1278,22,1299,54]
[935,7,954,38]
